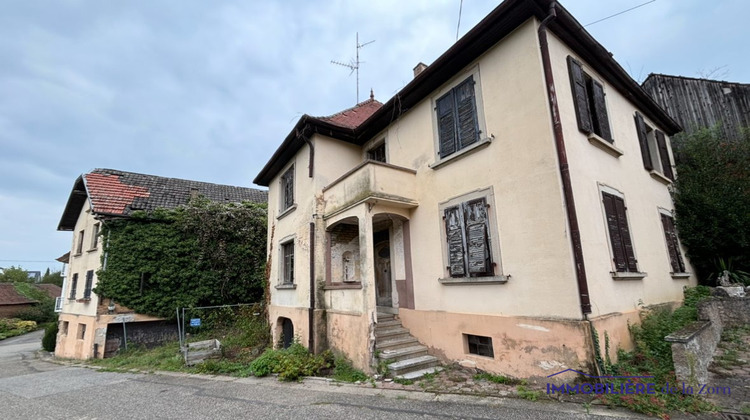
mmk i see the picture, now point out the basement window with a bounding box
[465,334,494,357]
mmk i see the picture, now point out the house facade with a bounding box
[56,168,267,360]
[254,0,696,379]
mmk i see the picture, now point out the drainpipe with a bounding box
[538,2,592,317]
[299,124,314,178]
[308,221,315,351]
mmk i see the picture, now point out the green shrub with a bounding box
[249,343,333,381]
[42,322,58,352]
[0,318,37,340]
[332,356,368,382]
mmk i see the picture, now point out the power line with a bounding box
[0,259,58,263]
[585,0,656,27]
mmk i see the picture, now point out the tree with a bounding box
[0,266,31,283]
[41,269,64,287]
[671,127,750,283]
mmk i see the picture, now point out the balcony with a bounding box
[322,161,417,218]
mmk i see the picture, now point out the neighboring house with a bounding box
[56,168,267,360]
[0,283,61,318]
[642,74,750,141]
[254,0,697,379]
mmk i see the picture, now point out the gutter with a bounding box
[537,1,591,316]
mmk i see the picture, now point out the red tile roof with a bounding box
[0,283,36,306]
[85,172,151,215]
[318,98,383,129]
[35,284,62,300]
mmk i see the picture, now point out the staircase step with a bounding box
[374,327,409,339]
[376,335,419,351]
[388,355,439,375]
[376,319,402,329]
[378,345,428,362]
[377,314,396,322]
[395,366,443,381]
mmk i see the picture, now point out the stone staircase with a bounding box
[375,312,441,380]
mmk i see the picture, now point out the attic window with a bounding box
[280,165,295,212]
[367,142,386,163]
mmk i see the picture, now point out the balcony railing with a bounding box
[322,160,418,217]
[54,296,63,313]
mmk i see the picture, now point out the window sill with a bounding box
[587,133,623,157]
[76,298,92,303]
[610,271,647,280]
[649,170,672,185]
[86,248,98,253]
[429,136,492,170]
[671,272,691,279]
[275,284,296,290]
[439,275,509,285]
[277,204,297,220]
[324,282,362,290]
[73,252,83,258]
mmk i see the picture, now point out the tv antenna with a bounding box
[331,32,375,103]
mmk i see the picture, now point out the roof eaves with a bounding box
[57,175,88,231]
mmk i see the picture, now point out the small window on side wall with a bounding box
[601,190,638,273]
[568,56,613,142]
[465,334,494,357]
[280,166,295,212]
[91,223,100,250]
[367,142,386,163]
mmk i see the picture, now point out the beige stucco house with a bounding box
[254,0,696,379]
[56,168,266,360]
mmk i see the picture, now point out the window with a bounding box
[568,56,613,142]
[60,321,69,335]
[367,142,386,163]
[660,212,686,273]
[281,240,295,284]
[436,75,480,158]
[466,334,494,357]
[83,270,94,299]
[634,112,675,181]
[90,223,100,250]
[280,166,294,212]
[77,323,86,340]
[76,230,85,254]
[601,190,639,273]
[443,196,494,278]
[69,273,78,299]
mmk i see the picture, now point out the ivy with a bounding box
[94,198,267,318]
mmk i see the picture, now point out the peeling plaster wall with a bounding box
[326,311,372,373]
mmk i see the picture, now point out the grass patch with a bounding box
[517,385,543,401]
[393,377,414,385]
[595,286,717,417]
[332,356,369,382]
[88,341,186,372]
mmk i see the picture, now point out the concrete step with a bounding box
[375,319,402,329]
[395,366,443,381]
[377,314,396,322]
[378,345,428,363]
[376,335,419,351]
[388,355,439,376]
[374,327,409,339]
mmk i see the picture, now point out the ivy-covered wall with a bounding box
[95,199,267,318]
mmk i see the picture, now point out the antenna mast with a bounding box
[331,32,375,103]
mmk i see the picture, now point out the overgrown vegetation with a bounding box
[713,325,750,370]
[12,281,57,324]
[0,318,37,340]
[94,198,267,318]
[671,127,750,283]
[473,372,523,385]
[42,322,58,352]
[250,343,334,381]
[595,286,715,417]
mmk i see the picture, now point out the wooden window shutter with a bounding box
[455,76,479,149]
[463,198,491,275]
[444,205,466,277]
[567,56,593,134]
[660,214,685,273]
[613,197,638,272]
[634,112,654,171]
[436,91,457,158]
[655,130,675,181]
[69,273,78,300]
[602,193,627,271]
[84,270,93,298]
[589,79,613,142]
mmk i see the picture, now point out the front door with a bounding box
[374,241,392,307]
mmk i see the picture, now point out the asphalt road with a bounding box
[0,332,655,420]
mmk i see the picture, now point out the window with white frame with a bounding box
[439,189,501,279]
[280,165,295,213]
[634,112,675,181]
[90,223,100,250]
[281,240,295,285]
[76,230,85,255]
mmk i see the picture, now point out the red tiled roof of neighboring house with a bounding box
[58,169,268,230]
[318,97,383,129]
[35,284,62,300]
[0,283,36,306]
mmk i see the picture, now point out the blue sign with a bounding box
[190,318,201,327]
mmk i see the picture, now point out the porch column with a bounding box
[358,208,376,315]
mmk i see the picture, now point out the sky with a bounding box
[1,0,748,274]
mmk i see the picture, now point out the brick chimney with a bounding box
[413,62,428,78]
